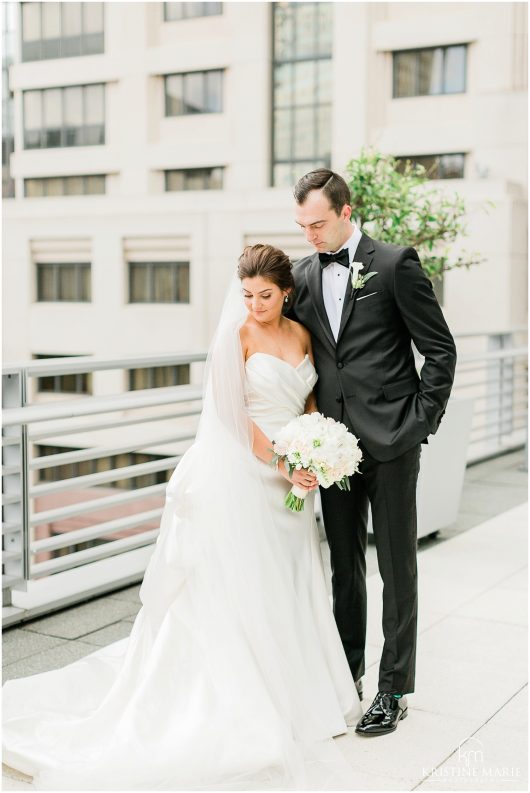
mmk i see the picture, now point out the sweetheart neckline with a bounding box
[245,352,310,371]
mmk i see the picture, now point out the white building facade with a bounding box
[3,0,528,385]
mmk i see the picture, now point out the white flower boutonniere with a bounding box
[350,261,379,295]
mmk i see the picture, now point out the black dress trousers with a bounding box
[319,441,421,695]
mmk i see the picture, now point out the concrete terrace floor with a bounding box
[2,449,528,790]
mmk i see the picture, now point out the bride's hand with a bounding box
[278,460,318,491]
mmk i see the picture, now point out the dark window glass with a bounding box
[23,84,105,149]
[165,167,223,190]
[164,70,223,116]
[33,355,91,394]
[36,262,91,301]
[272,2,332,186]
[393,45,467,98]
[128,262,190,303]
[164,2,222,21]
[395,153,465,180]
[25,175,106,197]
[129,364,190,390]
[21,2,104,62]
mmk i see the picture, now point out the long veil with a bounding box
[2,275,358,790]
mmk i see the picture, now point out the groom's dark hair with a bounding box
[293,169,351,216]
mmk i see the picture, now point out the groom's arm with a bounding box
[393,248,457,434]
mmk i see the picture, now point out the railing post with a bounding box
[2,368,30,606]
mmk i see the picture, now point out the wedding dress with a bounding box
[2,277,362,790]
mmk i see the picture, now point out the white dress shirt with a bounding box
[322,223,363,341]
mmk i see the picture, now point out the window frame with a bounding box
[20,2,104,62]
[36,261,92,302]
[163,2,223,22]
[270,2,333,187]
[164,69,224,117]
[127,261,190,304]
[392,44,468,99]
[164,166,224,191]
[23,83,105,150]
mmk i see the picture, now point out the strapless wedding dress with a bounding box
[2,352,361,790]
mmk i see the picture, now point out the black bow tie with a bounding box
[318,249,350,269]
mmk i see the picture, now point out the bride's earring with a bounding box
[284,296,288,304]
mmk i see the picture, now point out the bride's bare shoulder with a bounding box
[239,321,260,359]
[285,317,311,344]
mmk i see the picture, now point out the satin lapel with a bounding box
[304,254,336,350]
[336,233,376,345]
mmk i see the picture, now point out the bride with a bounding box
[2,244,362,790]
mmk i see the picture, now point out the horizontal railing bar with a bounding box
[468,400,528,416]
[2,550,22,562]
[2,465,20,476]
[2,494,21,506]
[455,361,527,376]
[30,430,195,470]
[29,456,179,497]
[468,428,527,444]
[27,408,201,441]
[30,529,159,578]
[2,522,21,535]
[456,347,527,364]
[470,416,527,433]
[453,380,527,392]
[31,508,163,553]
[2,385,203,427]
[5,351,207,377]
[1,437,20,447]
[453,327,528,338]
[30,482,167,526]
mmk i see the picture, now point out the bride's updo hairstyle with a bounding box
[237,243,295,311]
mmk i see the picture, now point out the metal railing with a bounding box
[2,333,527,626]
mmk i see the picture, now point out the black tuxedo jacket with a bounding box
[288,232,457,462]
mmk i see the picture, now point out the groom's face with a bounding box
[295,189,352,254]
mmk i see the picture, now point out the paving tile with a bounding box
[78,620,133,646]
[1,628,66,667]
[105,583,142,604]
[459,483,527,517]
[18,597,140,640]
[496,568,527,590]
[335,708,477,786]
[2,640,99,683]
[485,685,528,728]
[457,585,527,626]
[417,719,528,790]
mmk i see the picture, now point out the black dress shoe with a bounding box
[354,679,363,702]
[355,692,408,736]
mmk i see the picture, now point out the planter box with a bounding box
[316,397,475,541]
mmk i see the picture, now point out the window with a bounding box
[165,70,223,116]
[395,153,465,179]
[23,84,105,149]
[21,2,104,62]
[33,355,92,394]
[2,2,16,198]
[164,2,222,21]
[36,444,171,489]
[165,167,223,190]
[36,262,91,301]
[393,45,467,98]
[128,262,190,303]
[25,174,106,197]
[129,364,190,390]
[272,2,332,187]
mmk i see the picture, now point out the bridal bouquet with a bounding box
[270,412,363,512]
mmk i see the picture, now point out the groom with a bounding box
[288,169,457,736]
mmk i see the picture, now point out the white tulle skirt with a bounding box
[3,417,362,790]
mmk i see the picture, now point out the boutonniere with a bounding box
[349,261,378,295]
